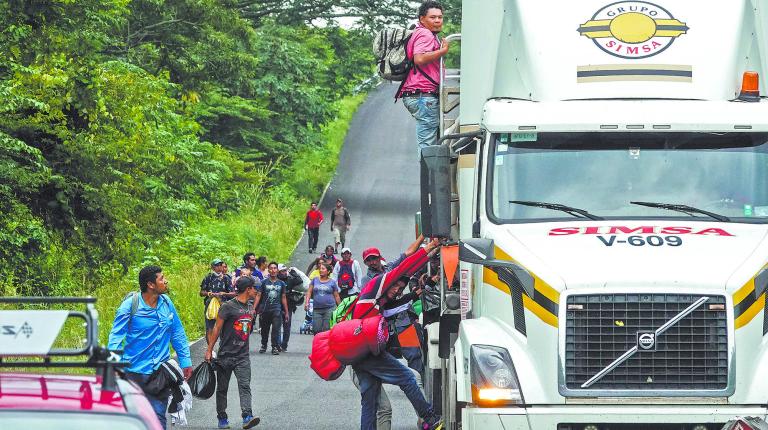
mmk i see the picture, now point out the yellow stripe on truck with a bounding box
[482,264,558,327]
[735,293,765,329]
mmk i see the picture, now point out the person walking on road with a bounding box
[258,262,289,355]
[277,264,309,352]
[399,1,450,156]
[108,265,193,429]
[351,239,443,430]
[304,263,341,333]
[236,253,263,281]
[332,247,363,299]
[304,202,324,253]
[255,256,268,279]
[307,256,329,280]
[204,276,262,430]
[200,259,235,346]
[320,245,339,268]
[330,198,351,252]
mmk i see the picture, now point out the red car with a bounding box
[0,297,162,430]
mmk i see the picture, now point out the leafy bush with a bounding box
[0,0,373,298]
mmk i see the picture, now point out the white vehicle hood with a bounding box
[489,221,768,289]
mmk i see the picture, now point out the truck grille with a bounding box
[564,293,728,391]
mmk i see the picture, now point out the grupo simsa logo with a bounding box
[578,1,688,59]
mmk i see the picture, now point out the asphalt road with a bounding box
[184,82,422,430]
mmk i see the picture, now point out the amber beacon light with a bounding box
[738,71,761,102]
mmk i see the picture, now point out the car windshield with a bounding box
[0,411,148,429]
[490,132,768,222]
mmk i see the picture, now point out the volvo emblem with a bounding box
[637,331,656,351]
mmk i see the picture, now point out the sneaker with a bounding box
[271,347,280,355]
[218,418,230,429]
[242,415,260,429]
[281,345,288,352]
[421,416,443,430]
[308,249,313,254]
[258,346,266,354]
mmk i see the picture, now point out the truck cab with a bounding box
[420,1,768,429]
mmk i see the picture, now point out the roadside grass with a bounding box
[95,93,365,346]
[0,94,365,369]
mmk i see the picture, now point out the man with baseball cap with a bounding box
[332,247,363,299]
[361,235,426,287]
[204,275,261,429]
[200,258,235,346]
[352,234,428,430]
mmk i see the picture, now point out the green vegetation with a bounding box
[0,0,462,348]
[96,94,364,343]
[0,1,375,299]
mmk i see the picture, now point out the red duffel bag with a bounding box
[328,314,389,364]
[309,330,346,381]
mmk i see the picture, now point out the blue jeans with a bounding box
[126,371,169,429]
[402,95,439,157]
[352,352,434,430]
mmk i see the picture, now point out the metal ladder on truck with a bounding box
[439,34,462,139]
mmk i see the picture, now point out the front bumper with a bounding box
[462,405,768,430]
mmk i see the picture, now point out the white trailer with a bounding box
[419,1,768,429]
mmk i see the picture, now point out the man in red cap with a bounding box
[351,237,443,430]
[360,235,426,287]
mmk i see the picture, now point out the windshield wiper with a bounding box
[629,201,731,222]
[509,200,604,220]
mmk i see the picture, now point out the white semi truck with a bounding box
[418,1,768,429]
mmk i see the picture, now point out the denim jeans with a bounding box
[215,356,253,420]
[402,95,439,158]
[352,352,435,430]
[352,369,392,430]
[126,371,169,429]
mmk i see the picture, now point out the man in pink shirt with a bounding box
[399,1,450,156]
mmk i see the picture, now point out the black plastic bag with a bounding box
[189,361,216,399]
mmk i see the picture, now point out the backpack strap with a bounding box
[126,291,140,333]
[340,296,360,321]
[394,32,441,101]
[413,63,440,87]
[411,31,440,87]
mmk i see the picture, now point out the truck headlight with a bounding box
[470,344,523,406]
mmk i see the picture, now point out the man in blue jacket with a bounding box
[108,265,193,429]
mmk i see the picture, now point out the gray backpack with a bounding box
[123,291,141,330]
[373,27,414,81]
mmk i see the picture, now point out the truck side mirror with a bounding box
[420,145,451,238]
[458,238,535,298]
[458,238,495,264]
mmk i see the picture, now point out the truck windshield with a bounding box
[490,132,768,223]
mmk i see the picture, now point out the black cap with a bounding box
[235,276,255,293]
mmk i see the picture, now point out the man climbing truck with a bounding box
[419,0,768,429]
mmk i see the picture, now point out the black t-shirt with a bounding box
[200,272,233,307]
[279,272,304,309]
[217,298,254,359]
